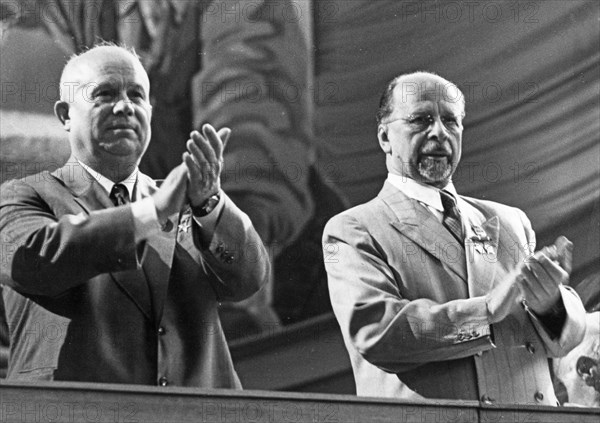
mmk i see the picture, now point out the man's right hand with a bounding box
[485,268,523,324]
[153,162,188,224]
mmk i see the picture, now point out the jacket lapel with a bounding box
[137,175,178,324]
[381,182,468,283]
[461,202,500,297]
[51,160,153,320]
[51,160,113,212]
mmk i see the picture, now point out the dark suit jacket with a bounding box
[0,160,269,387]
[324,181,586,404]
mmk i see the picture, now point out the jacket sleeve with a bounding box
[0,178,139,297]
[515,209,587,357]
[527,285,586,357]
[323,212,494,374]
[192,193,270,302]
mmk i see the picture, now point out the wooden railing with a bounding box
[0,381,598,423]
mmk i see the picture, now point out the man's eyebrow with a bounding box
[439,107,463,118]
[407,108,433,115]
[127,83,148,96]
[127,83,145,90]
[90,81,115,92]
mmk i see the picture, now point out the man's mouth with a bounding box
[106,122,136,132]
[108,126,135,132]
[420,152,450,161]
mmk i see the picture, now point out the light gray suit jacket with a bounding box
[324,181,585,404]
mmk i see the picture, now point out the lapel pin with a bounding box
[470,225,495,255]
[471,225,491,242]
[474,243,485,255]
[484,243,496,255]
[178,217,191,233]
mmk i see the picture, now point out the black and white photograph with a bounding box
[0,1,598,421]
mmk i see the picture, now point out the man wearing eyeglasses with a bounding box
[323,71,586,404]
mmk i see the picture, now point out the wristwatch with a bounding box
[191,192,221,217]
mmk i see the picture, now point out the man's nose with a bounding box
[113,97,134,116]
[427,116,449,141]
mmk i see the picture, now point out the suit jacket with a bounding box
[0,161,269,387]
[323,181,586,404]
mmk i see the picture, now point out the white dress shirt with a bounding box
[386,173,459,223]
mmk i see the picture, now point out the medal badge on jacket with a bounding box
[469,225,496,257]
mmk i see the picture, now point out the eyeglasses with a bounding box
[383,113,463,130]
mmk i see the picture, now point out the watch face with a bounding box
[194,193,221,217]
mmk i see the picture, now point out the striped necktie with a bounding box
[440,190,463,244]
[110,183,130,206]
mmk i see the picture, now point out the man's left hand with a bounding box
[184,124,231,206]
[520,248,568,315]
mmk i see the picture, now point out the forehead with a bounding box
[391,78,463,115]
[70,53,149,92]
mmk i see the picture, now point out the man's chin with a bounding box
[417,156,453,185]
[98,139,142,157]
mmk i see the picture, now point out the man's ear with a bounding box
[54,101,71,131]
[377,125,391,154]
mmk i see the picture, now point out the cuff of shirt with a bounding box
[131,197,161,242]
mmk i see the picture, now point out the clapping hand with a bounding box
[152,163,188,224]
[486,236,573,322]
[183,124,231,207]
[519,236,573,315]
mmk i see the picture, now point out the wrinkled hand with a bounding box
[152,163,188,224]
[485,269,522,324]
[519,236,573,315]
[183,124,231,207]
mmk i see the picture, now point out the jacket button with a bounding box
[158,377,168,386]
[161,219,173,232]
[471,330,480,337]
[476,351,483,357]
[480,395,494,405]
[534,391,544,402]
[525,342,535,354]
[158,327,166,336]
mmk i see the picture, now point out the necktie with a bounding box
[440,190,463,244]
[110,184,130,206]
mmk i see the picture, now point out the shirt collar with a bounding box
[387,173,458,213]
[77,159,138,200]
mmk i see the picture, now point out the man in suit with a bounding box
[323,71,586,404]
[0,45,269,387]
[1,0,347,329]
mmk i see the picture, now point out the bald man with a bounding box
[0,45,269,387]
[323,72,586,404]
